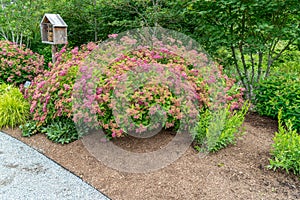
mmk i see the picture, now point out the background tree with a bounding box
[183,0,300,100]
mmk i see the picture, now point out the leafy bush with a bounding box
[254,73,300,132]
[73,37,245,139]
[192,101,249,152]
[0,83,29,128]
[272,45,300,75]
[26,34,244,143]
[0,40,44,85]
[268,110,300,175]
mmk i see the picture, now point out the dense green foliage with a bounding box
[254,73,300,132]
[0,0,298,161]
[268,110,300,176]
[0,84,29,128]
[185,0,300,99]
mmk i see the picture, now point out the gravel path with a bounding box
[0,131,110,200]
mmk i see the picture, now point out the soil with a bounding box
[2,112,300,200]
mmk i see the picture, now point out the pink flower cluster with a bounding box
[0,40,44,85]
[25,42,97,124]
[74,40,244,138]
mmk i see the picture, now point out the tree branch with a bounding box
[265,39,295,77]
[257,51,263,82]
[231,45,247,91]
[250,52,255,86]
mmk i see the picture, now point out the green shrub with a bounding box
[254,73,300,132]
[268,110,300,176]
[272,45,300,75]
[0,84,29,128]
[192,101,249,152]
[0,40,44,85]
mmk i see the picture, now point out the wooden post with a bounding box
[52,44,58,63]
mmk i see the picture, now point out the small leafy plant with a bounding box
[192,101,249,152]
[20,121,42,137]
[41,118,79,144]
[0,83,29,128]
[268,110,300,176]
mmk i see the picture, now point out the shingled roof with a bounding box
[41,14,67,27]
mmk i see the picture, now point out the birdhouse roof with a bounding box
[41,14,67,27]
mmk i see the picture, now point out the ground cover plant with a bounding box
[0,40,44,85]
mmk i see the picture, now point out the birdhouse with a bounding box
[40,14,68,44]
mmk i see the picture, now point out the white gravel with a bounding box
[0,131,110,200]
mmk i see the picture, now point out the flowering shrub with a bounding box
[73,35,245,139]
[0,40,44,85]
[26,34,244,143]
[25,42,97,125]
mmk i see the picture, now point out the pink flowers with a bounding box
[108,34,118,39]
[26,43,96,124]
[24,34,245,140]
[152,54,163,59]
[63,84,70,91]
[226,96,233,101]
[0,40,44,85]
[71,47,79,55]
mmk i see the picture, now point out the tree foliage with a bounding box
[185,0,300,99]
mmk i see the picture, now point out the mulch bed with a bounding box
[3,112,300,200]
